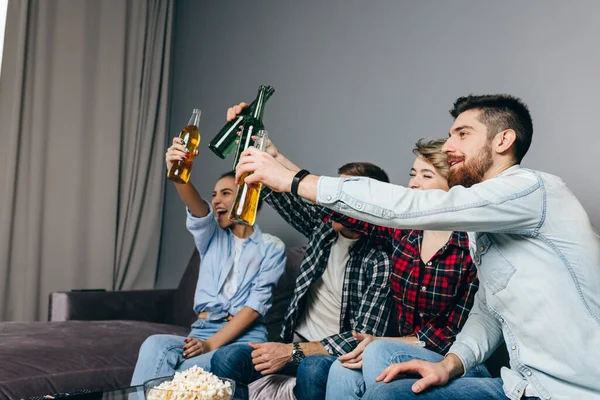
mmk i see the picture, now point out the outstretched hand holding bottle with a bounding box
[226,101,320,199]
[165,137,199,173]
[168,108,202,184]
[165,136,208,217]
[226,102,301,172]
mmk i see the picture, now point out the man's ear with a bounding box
[494,129,517,155]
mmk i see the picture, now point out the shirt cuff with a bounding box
[244,296,269,317]
[446,341,477,377]
[316,176,343,206]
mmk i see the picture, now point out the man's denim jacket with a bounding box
[317,165,600,400]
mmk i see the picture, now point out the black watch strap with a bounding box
[291,169,310,196]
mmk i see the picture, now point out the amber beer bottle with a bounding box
[167,109,201,184]
[229,130,268,226]
[208,85,274,160]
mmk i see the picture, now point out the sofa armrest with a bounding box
[49,289,176,323]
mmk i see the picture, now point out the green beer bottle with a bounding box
[230,85,272,169]
[208,85,274,160]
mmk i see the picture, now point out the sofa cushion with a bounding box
[0,320,189,400]
[165,250,201,328]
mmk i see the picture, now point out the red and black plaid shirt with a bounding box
[329,214,478,355]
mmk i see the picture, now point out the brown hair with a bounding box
[450,94,533,164]
[412,138,449,178]
[338,162,390,183]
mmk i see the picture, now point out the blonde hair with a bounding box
[412,138,449,178]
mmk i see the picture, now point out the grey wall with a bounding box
[157,0,600,288]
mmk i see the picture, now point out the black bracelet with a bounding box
[291,169,310,196]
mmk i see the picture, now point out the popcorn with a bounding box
[146,365,233,400]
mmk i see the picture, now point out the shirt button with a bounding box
[427,262,432,266]
[480,246,484,251]
[419,312,424,318]
[421,286,427,292]
[511,345,516,350]
[526,370,532,376]
[500,318,504,323]
[356,203,362,209]
[326,195,332,201]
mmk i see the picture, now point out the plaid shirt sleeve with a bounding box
[326,211,401,248]
[261,187,319,238]
[416,255,479,355]
[319,248,393,356]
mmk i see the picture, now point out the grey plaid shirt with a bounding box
[262,188,392,356]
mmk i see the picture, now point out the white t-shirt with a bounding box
[295,233,358,341]
[221,235,245,300]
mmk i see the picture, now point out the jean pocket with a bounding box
[475,234,516,295]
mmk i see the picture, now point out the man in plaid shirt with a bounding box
[212,135,393,400]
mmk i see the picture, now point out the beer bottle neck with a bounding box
[188,109,202,127]
[251,86,273,121]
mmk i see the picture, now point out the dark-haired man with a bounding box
[235,94,600,399]
[212,141,394,400]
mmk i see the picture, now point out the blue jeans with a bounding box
[130,318,267,386]
[363,377,509,400]
[326,340,491,400]
[211,343,336,400]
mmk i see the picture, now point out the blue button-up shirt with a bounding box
[186,205,286,321]
[317,165,600,400]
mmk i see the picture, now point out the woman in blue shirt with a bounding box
[131,137,287,385]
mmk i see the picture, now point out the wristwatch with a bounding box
[291,342,306,365]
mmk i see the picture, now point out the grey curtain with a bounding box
[0,0,174,321]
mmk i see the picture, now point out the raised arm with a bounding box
[235,149,543,233]
[314,173,542,233]
[262,188,321,239]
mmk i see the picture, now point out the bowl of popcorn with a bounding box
[144,365,235,400]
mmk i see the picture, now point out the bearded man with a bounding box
[234,94,600,400]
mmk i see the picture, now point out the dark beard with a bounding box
[447,144,493,188]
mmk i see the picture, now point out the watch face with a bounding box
[291,343,305,364]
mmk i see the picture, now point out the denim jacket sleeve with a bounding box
[316,168,543,233]
[447,284,504,374]
[244,235,287,317]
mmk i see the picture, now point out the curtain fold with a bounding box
[113,0,174,290]
[0,0,174,321]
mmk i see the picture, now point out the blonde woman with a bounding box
[325,139,489,400]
